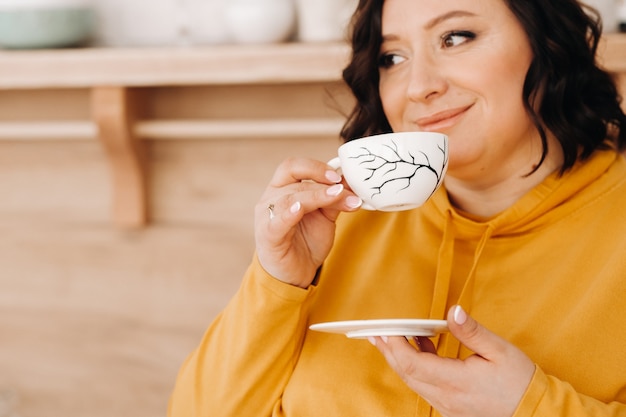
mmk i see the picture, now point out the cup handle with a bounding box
[326,157,375,211]
[327,157,341,173]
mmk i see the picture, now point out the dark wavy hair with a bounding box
[340,0,626,173]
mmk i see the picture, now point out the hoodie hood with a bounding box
[419,150,622,361]
[427,150,621,240]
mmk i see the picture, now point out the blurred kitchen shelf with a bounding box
[0,35,624,228]
[0,42,353,228]
[0,42,350,89]
[0,118,346,140]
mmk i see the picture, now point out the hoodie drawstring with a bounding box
[416,215,495,417]
[457,223,495,311]
[416,211,454,417]
[440,222,495,360]
[428,210,455,321]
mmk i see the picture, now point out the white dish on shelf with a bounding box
[309,318,449,339]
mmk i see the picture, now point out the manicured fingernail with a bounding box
[368,337,376,346]
[290,201,301,214]
[454,305,467,325]
[326,184,344,196]
[346,196,363,209]
[381,336,389,344]
[325,170,342,183]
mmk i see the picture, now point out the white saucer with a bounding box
[309,319,448,339]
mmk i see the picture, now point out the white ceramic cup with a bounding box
[328,131,448,211]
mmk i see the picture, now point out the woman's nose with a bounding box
[405,57,448,102]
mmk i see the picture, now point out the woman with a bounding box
[168,0,626,416]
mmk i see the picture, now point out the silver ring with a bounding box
[268,203,276,220]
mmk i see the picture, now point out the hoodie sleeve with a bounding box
[514,366,626,417]
[167,255,316,417]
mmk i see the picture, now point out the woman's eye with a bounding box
[441,31,476,48]
[378,53,406,68]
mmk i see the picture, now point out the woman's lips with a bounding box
[415,105,472,131]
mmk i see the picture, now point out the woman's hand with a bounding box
[370,306,536,417]
[254,157,362,288]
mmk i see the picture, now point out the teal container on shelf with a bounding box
[0,0,94,49]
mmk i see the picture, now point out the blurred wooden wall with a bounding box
[0,80,349,417]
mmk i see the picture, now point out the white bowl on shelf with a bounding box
[0,0,95,49]
[223,0,296,44]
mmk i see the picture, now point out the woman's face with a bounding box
[379,0,540,183]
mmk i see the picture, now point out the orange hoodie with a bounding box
[169,150,626,417]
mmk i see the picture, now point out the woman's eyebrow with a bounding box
[424,10,477,29]
[381,10,477,42]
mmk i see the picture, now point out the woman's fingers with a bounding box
[259,182,360,229]
[269,157,342,188]
[369,307,537,417]
[254,157,362,288]
[414,336,437,354]
[258,157,362,233]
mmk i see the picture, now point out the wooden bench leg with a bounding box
[91,86,148,228]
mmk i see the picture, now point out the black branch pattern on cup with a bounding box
[350,139,448,199]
